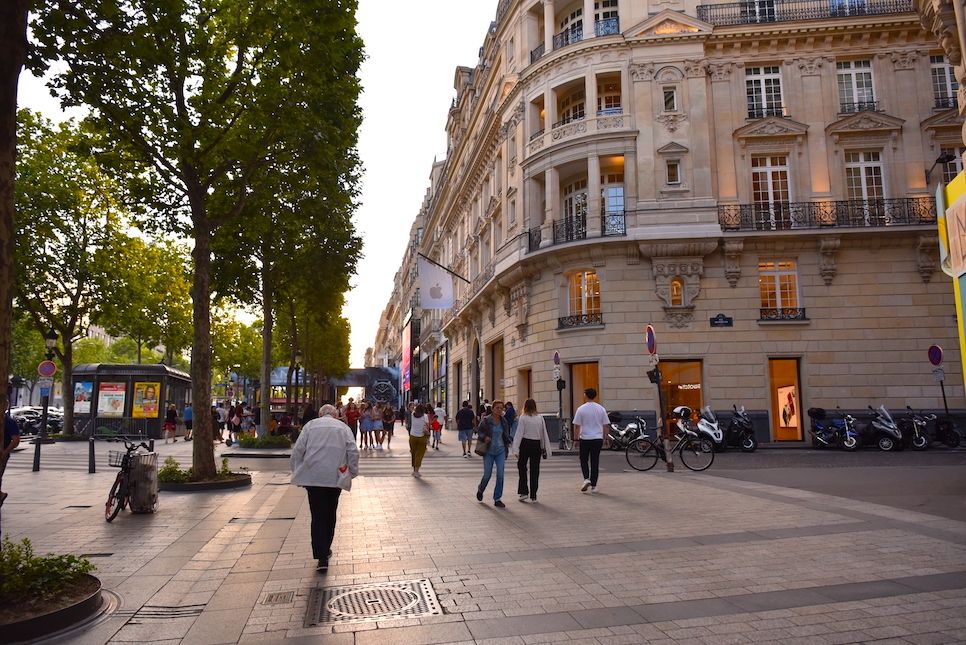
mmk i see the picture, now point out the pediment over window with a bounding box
[827,111,904,149]
[734,116,808,157]
[626,10,711,39]
[657,142,689,155]
[922,108,965,149]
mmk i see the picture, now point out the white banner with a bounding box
[417,257,454,309]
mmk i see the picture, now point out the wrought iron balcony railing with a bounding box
[935,96,959,109]
[597,107,623,117]
[558,313,603,329]
[697,0,912,26]
[552,114,585,130]
[530,42,545,64]
[595,17,620,36]
[760,308,807,321]
[718,197,936,232]
[553,27,582,51]
[529,128,545,141]
[747,105,787,119]
[602,211,626,236]
[839,101,880,113]
[554,214,587,244]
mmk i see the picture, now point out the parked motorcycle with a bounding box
[931,416,962,448]
[671,405,719,452]
[807,407,860,451]
[858,405,903,451]
[722,405,758,452]
[899,407,935,451]
[606,412,639,451]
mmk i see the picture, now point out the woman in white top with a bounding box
[409,404,430,478]
[510,399,552,503]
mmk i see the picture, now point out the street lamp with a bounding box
[44,329,58,361]
[294,349,303,414]
[36,329,58,445]
[926,151,957,185]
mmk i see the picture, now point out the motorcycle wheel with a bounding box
[740,435,758,452]
[876,435,895,452]
[840,434,861,451]
[713,441,725,453]
[943,432,961,449]
[911,434,930,451]
[700,439,714,453]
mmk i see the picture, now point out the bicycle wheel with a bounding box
[561,422,574,451]
[626,439,659,471]
[106,474,125,522]
[678,439,714,471]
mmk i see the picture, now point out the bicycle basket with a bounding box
[108,450,141,468]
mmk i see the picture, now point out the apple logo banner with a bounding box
[417,257,455,309]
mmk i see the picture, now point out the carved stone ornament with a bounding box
[819,236,840,285]
[508,155,517,176]
[655,112,688,132]
[656,66,685,83]
[916,0,962,66]
[551,121,587,140]
[918,235,939,283]
[684,59,706,78]
[890,50,918,70]
[724,239,744,287]
[796,57,823,75]
[663,306,695,329]
[841,115,899,131]
[707,62,732,82]
[629,61,655,82]
[652,257,704,308]
[597,116,625,129]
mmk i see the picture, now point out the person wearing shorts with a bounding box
[455,400,477,458]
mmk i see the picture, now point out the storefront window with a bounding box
[657,360,703,434]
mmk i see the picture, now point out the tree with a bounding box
[33,0,364,479]
[15,110,127,434]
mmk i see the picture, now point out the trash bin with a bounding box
[128,452,159,514]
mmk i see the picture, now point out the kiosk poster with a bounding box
[74,382,94,415]
[98,383,126,417]
[133,382,161,418]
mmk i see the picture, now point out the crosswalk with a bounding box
[348,443,585,477]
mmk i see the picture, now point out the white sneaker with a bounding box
[591,487,599,494]
[519,494,528,501]
[376,445,383,450]
[581,479,591,491]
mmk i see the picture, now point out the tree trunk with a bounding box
[260,264,273,438]
[0,1,28,418]
[190,222,216,481]
[61,337,74,434]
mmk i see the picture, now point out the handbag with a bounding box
[474,437,488,456]
[337,461,353,491]
[231,415,241,425]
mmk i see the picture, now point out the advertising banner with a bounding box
[402,320,411,393]
[74,381,93,415]
[133,381,161,418]
[98,383,126,417]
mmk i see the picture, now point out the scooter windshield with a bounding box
[700,406,716,423]
[878,405,893,423]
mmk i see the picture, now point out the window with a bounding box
[666,161,681,185]
[597,80,621,116]
[844,151,884,201]
[594,0,620,35]
[759,261,801,319]
[746,66,784,118]
[931,55,959,109]
[942,147,965,184]
[556,8,583,47]
[509,198,517,225]
[670,278,684,306]
[558,89,586,125]
[569,270,601,316]
[663,87,677,112]
[837,60,875,112]
[752,155,791,229]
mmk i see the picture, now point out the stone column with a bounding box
[586,68,598,119]
[708,61,738,201]
[587,154,601,236]
[544,0,555,54]
[541,166,559,247]
[797,57,832,197]
[584,0,595,40]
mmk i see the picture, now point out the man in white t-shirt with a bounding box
[572,388,610,494]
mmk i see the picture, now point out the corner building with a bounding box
[380,0,965,441]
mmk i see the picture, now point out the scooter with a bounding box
[671,405,720,452]
[931,416,962,448]
[899,407,935,451]
[723,405,758,452]
[807,407,860,451]
[860,405,903,451]
[606,412,638,451]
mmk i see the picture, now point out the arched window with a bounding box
[569,270,601,316]
[670,278,684,306]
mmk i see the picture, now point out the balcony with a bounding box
[597,107,623,117]
[552,114,585,130]
[760,308,807,321]
[839,101,880,113]
[718,197,936,232]
[558,313,603,329]
[696,0,912,26]
[747,105,787,119]
[602,210,626,236]
[935,96,959,109]
[529,128,545,141]
[595,17,620,36]
[553,26,582,51]
[530,42,545,64]
[554,214,587,244]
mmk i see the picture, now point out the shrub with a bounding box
[236,434,293,448]
[157,456,192,483]
[0,535,95,602]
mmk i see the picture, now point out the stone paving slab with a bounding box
[2,439,966,644]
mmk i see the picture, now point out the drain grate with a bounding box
[128,604,205,623]
[304,579,442,626]
[263,591,295,604]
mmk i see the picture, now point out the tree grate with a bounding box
[304,579,442,626]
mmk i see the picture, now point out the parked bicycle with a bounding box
[624,416,714,471]
[559,418,574,451]
[105,439,152,522]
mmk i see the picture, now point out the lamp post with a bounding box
[294,349,302,416]
[926,151,957,185]
[33,330,58,466]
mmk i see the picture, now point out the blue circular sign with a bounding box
[646,326,657,355]
[553,351,560,365]
[928,345,943,366]
[37,361,57,377]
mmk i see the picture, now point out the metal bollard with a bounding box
[89,438,96,473]
[32,440,41,471]
[149,439,155,452]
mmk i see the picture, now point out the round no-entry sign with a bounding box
[646,325,657,355]
[928,345,943,366]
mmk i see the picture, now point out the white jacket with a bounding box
[290,416,359,490]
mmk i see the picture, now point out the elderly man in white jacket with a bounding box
[291,404,359,573]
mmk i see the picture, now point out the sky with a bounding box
[16,0,500,368]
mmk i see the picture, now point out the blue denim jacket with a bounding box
[478,415,511,455]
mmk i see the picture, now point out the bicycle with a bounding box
[559,418,574,451]
[625,420,714,472]
[105,440,151,522]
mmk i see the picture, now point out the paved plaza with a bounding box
[2,433,966,645]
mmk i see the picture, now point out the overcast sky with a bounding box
[17,0,500,368]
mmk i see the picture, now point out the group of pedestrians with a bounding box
[340,400,396,450]
[288,388,610,574]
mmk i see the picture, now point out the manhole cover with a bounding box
[305,579,442,626]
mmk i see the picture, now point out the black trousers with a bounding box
[306,487,342,560]
[517,438,542,499]
[579,438,604,486]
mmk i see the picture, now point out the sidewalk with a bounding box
[2,437,966,644]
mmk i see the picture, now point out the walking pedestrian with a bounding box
[1,412,21,508]
[381,403,396,449]
[344,401,360,442]
[455,400,477,457]
[475,400,510,507]
[409,403,430,477]
[511,399,552,502]
[164,403,178,443]
[373,402,385,450]
[359,402,374,450]
[573,388,610,493]
[290,404,359,573]
[183,403,193,441]
[216,403,228,442]
[431,402,444,450]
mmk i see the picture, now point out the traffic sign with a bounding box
[38,361,57,377]
[37,376,54,388]
[552,366,561,381]
[928,345,944,366]
[934,366,946,382]
[646,326,657,355]
[553,351,560,365]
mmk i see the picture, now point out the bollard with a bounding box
[89,438,96,473]
[32,440,41,472]
[149,439,155,452]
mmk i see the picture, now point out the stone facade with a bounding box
[372,0,965,441]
